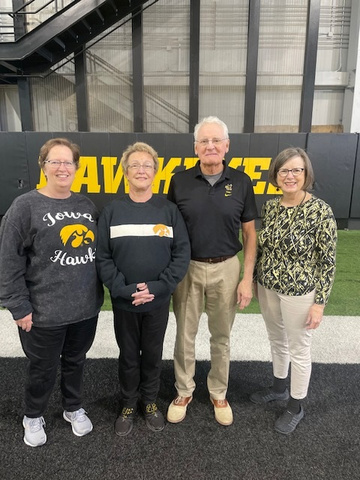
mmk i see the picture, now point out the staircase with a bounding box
[0,0,152,83]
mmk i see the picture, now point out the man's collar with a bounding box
[195,160,229,179]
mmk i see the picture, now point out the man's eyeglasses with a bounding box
[277,168,305,177]
[128,163,154,171]
[195,138,227,146]
[44,160,76,168]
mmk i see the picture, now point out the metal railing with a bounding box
[0,0,77,42]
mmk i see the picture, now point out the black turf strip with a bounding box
[1,358,359,480]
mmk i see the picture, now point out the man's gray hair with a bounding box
[194,116,229,141]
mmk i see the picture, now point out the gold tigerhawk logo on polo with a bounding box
[225,183,233,197]
[153,224,170,237]
[60,224,95,248]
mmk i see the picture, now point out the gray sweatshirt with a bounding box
[0,190,103,327]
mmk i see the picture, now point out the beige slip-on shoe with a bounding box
[167,396,192,423]
[210,398,233,426]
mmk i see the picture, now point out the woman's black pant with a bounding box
[113,302,170,408]
[18,315,98,418]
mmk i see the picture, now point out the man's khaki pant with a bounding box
[173,255,240,400]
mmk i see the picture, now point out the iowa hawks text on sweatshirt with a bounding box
[0,190,104,326]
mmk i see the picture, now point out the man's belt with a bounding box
[191,255,234,264]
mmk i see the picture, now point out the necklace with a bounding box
[271,190,307,249]
[280,190,307,208]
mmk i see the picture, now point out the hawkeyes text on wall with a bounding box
[36,156,278,195]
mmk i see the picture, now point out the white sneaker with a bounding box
[63,408,93,436]
[23,415,47,447]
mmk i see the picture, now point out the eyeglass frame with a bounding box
[44,160,76,168]
[277,167,305,177]
[127,162,155,171]
[195,138,227,146]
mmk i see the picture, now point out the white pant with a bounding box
[257,283,315,399]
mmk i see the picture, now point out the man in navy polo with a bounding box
[166,116,257,426]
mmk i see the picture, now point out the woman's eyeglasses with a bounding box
[277,168,304,177]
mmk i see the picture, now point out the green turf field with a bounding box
[102,230,359,316]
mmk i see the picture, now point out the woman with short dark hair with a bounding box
[251,147,337,435]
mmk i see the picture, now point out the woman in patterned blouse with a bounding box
[250,147,337,435]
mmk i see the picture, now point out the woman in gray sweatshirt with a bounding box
[0,138,103,447]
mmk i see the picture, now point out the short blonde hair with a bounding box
[268,147,315,190]
[120,142,159,173]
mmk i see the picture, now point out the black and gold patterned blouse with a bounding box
[255,195,337,305]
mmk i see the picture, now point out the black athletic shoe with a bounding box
[249,387,289,405]
[274,406,304,435]
[142,402,165,432]
[115,407,136,437]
